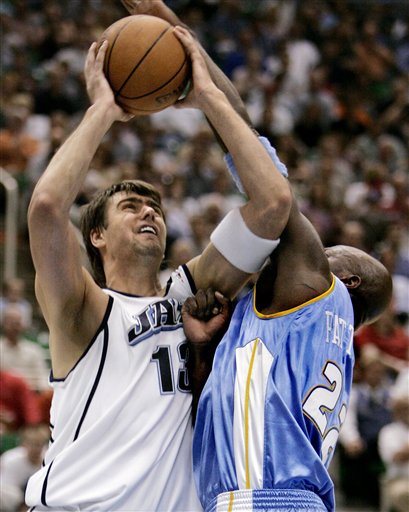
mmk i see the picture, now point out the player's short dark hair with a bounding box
[80,180,164,287]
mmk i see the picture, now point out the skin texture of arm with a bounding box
[121,2,291,300]
[28,42,133,377]
[182,289,231,423]
[173,27,292,299]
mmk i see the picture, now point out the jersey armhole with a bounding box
[50,295,114,382]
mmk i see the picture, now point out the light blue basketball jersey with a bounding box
[193,275,355,511]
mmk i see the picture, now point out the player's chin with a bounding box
[137,241,164,258]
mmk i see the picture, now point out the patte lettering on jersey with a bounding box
[325,310,354,354]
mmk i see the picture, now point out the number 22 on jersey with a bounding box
[303,360,348,466]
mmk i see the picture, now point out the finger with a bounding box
[214,291,229,308]
[95,40,108,66]
[214,291,231,321]
[84,42,97,74]
[173,26,195,53]
[205,289,219,316]
[182,296,198,316]
[174,96,194,110]
[194,289,208,316]
[123,113,135,122]
[121,0,135,12]
[173,27,207,81]
[85,42,97,64]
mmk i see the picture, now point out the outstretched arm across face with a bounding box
[121,2,292,299]
[173,27,292,298]
[121,3,333,309]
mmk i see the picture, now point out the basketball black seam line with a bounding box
[105,18,134,88]
[114,25,173,98]
[118,55,189,100]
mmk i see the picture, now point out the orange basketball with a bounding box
[100,15,191,115]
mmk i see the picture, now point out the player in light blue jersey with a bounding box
[121,5,392,510]
[183,194,392,512]
[182,173,392,511]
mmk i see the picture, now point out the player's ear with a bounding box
[340,274,361,289]
[90,227,105,249]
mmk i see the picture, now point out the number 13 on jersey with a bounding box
[150,341,190,394]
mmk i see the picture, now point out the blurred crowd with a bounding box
[0,1,408,511]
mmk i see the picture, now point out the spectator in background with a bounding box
[0,370,42,437]
[352,17,397,108]
[188,214,212,256]
[293,65,338,148]
[161,175,194,243]
[337,219,369,252]
[354,301,409,365]
[0,424,49,512]
[0,278,33,329]
[379,75,409,142]
[299,178,338,246]
[347,118,407,178]
[378,370,409,512]
[344,162,396,218]
[231,44,275,128]
[378,223,409,333]
[338,345,394,509]
[33,60,83,116]
[381,222,409,279]
[0,96,42,192]
[0,304,49,393]
[177,126,222,198]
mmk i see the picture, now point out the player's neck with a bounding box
[104,263,163,297]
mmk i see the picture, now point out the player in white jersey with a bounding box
[26,18,291,512]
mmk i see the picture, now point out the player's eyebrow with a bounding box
[117,196,164,216]
[117,196,143,207]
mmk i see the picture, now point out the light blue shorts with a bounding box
[206,489,327,512]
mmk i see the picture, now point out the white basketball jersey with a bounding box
[26,266,202,511]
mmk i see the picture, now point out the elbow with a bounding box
[260,183,292,237]
[28,190,61,228]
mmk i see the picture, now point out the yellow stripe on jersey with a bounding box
[234,339,274,491]
[228,491,234,512]
[245,338,260,488]
[253,274,336,318]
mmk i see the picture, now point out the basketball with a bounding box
[100,15,191,115]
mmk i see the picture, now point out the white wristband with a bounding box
[210,208,280,273]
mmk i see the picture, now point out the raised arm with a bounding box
[173,27,292,298]
[121,2,291,298]
[27,41,132,377]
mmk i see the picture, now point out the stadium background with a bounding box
[1,1,408,511]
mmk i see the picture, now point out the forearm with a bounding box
[201,90,290,235]
[187,340,220,425]
[31,104,116,215]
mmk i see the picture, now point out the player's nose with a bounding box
[140,203,157,220]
